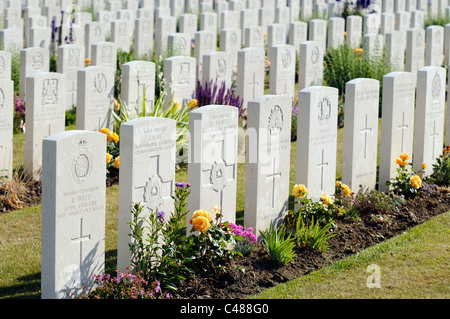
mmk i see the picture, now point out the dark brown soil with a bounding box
[174,183,450,299]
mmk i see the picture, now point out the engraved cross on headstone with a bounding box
[266,157,281,208]
[134,154,173,213]
[398,111,409,153]
[71,218,91,274]
[430,121,439,157]
[361,114,372,159]
[317,149,328,191]
[249,72,259,99]
[202,137,236,211]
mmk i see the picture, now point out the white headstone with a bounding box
[168,33,192,57]
[413,66,446,175]
[342,78,380,193]
[155,15,176,55]
[57,44,85,110]
[269,44,296,104]
[202,51,233,89]
[0,51,12,80]
[76,66,115,131]
[84,22,106,60]
[0,79,14,179]
[378,72,416,192]
[245,95,292,234]
[385,31,405,70]
[236,47,265,110]
[117,117,176,272]
[41,130,105,299]
[90,42,118,71]
[296,86,339,199]
[163,56,196,108]
[346,15,363,49]
[327,17,345,52]
[187,105,238,233]
[111,20,132,53]
[308,19,327,52]
[19,47,50,99]
[425,25,444,66]
[24,72,66,180]
[405,28,425,74]
[120,60,156,115]
[289,21,307,54]
[298,41,324,91]
[134,18,153,59]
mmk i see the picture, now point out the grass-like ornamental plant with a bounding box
[295,217,336,253]
[259,220,296,265]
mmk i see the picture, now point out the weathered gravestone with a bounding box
[0,79,13,179]
[202,51,233,89]
[163,55,196,108]
[76,66,115,131]
[90,42,118,71]
[41,130,105,299]
[269,44,296,104]
[19,47,50,99]
[120,60,156,115]
[187,105,238,233]
[425,25,444,67]
[24,72,66,181]
[296,86,339,199]
[405,28,425,75]
[244,95,291,235]
[236,47,265,110]
[117,117,176,272]
[342,78,380,193]
[298,41,324,91]
[57,44,85,110]
[84,22,106,60]
[413,66,446,175]
[134,18,153,59]
[379,72,416,193]
[346,15,362,49]
[0,51,11,80]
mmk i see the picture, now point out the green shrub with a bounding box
[352,189,404,217]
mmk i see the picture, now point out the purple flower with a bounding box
[157,211,165,223]
[175,182,186,187]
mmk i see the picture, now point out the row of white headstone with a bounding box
[39,62,449,298]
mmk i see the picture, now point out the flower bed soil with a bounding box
[174,184,450,299]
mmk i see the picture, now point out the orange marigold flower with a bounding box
[85,58,91,65]
[113,156,120,169]
[99,128,110,134]
[400,153,411,161]
[107,132,119,143]
[106,153,112,163]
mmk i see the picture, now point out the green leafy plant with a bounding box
[128,183,194,292]
[259,220,296,265]
[429,146,450,187]
[295,217,336,253]
[386,153,424,198]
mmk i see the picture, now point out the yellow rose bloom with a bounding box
[422,163,427,169]
[293,184,308,198]
[400,153,411,161]
[335,181,341,187]
[321,193,333,206]
[99,128,110,134]
[410,175,422,189]
[193,209,212,222]
[106,153,112,163]
[107,132,120,143]
[192,215,210,233]
[113,156,120,169]
[341,184,352,196]
[187,99,198,108]
[396,158,407,167]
